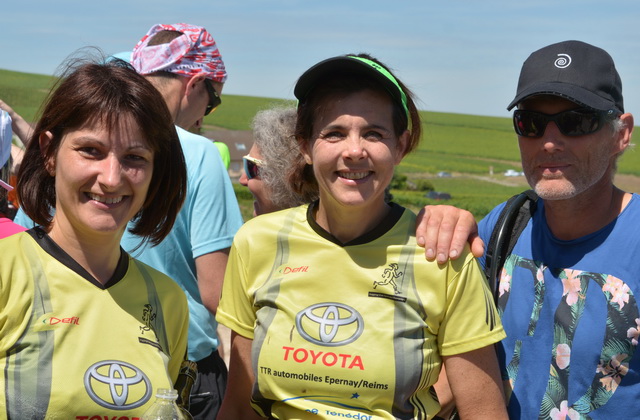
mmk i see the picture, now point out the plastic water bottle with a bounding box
[141,388,192,420]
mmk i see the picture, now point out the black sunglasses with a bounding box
[513,108,618,138]
[204,79,222,116]
[243,155,264,180]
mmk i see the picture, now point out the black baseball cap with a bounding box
[294,55,408,116]
[507,40,624,113]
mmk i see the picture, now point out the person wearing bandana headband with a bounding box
[131,23,227,129]
[123,23,243,420]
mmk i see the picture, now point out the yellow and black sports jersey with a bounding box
[0,229,189,419]
[217,203,505,419]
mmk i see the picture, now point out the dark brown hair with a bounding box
[290,53,422,200]
[17,58,187,245]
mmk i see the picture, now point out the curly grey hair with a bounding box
[252,107,316,209]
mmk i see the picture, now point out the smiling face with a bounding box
[301,89,407,217]
[45,115,154,241]
[518,96,622,201]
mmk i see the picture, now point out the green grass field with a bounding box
[0,69,57,127]
[4,67,639,221]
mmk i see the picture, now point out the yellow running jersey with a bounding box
[0,229,189,419]
[217,203,505,419]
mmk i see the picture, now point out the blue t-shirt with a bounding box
[14,126,244,362]
[479,194,640,420]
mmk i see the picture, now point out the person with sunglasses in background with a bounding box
[415,40,639,419]
[240,107,318,217]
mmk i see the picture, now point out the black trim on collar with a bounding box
[27,227,130,289]
[306,201,404,246]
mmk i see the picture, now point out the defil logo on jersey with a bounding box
[276,264,310,275]
[42,316,80,326]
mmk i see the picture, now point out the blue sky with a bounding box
[2,1,639,118]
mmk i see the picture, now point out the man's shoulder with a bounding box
[625,192,640,208]
[480,192,640,250]
[175,126,221,153]
[619,193,640,222]
[478,200,510,237]
[174,126,226,173]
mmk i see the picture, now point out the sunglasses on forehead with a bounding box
[513,108,619,138]
[204,79,222,116]
[243,155,264,180]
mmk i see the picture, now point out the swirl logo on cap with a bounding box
[554,54,572,69]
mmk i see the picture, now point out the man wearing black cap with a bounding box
[485,40,637,419]
[421,40,638,419]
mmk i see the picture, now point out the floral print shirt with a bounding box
[479,194,640,420]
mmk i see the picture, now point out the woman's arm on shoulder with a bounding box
[415,205,483,264]
[442,345,507,420]
[216,331,263,420]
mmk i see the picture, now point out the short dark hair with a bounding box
[147,30,183,46]
[17,58,187,245]
[290,53,421,200]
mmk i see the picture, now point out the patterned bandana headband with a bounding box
[131,23,227,83]
[347,55,409,118]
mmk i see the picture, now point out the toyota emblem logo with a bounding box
[84,360,152,409]
[296,303,364,346]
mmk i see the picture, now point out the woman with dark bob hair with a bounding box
[18,59,186,243]
[217,54,507,419]
[0,58,189,417]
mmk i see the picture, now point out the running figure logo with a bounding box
[373,263,403,295]
[140,304,156,335]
